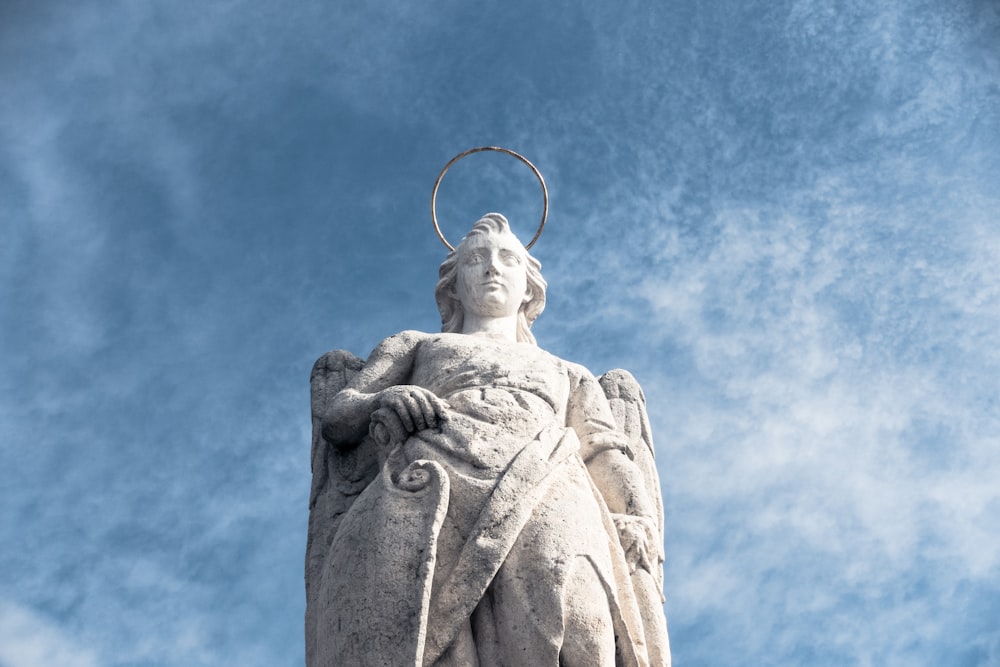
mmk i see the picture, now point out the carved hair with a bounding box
[435,213,547,345]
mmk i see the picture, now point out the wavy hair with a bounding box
[434,213,547,345]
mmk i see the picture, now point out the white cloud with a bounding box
[3,1,998,665]
[530,84,1000,654]
[0,600,100,667]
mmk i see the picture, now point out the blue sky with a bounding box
[2,0,999,665]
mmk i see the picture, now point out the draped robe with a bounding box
[311,332,660,667]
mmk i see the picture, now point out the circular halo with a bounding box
[430,146,548,251]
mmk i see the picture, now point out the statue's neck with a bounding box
[461,313,518,343]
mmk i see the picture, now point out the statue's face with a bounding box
[455,231,529,320]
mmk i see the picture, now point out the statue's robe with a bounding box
[309,333,666,667]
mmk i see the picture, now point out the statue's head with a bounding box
[435,213,547,345]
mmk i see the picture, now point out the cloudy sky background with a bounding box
[2,0,999,665]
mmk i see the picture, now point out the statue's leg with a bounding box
[480,461,618,667]
[479,554,563,665]
[432,617,479,667]
[559,555,617,667]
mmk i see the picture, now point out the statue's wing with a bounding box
[305,349,379,666]
[598,369,665,591]
[599,369,672,666]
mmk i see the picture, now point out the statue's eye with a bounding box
[466,253,483,264]
[501,253,521,266]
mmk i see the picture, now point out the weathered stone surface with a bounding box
[306,214,671,666]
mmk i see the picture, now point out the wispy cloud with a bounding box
[0,600,99,667]
[2,0,998,665]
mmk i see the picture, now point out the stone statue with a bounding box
[305,211,670,666]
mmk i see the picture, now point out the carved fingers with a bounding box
[613,514,659,575]
[371,386,449,446]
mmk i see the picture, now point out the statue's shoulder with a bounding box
[553,355,601,387]
[392,329,432,340]
[370,329,433,357]
[384,329,432,343]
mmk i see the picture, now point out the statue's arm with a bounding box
[321,330,446,449]
[567,364,659,573]
[566,365,656,519]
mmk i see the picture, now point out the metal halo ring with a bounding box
[430,146,548,251]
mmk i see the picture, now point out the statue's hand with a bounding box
[613,514,658,575]
[369,386,449,447]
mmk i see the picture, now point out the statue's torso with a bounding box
[404,333,572,474]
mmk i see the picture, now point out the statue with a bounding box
[305,149,670,666]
